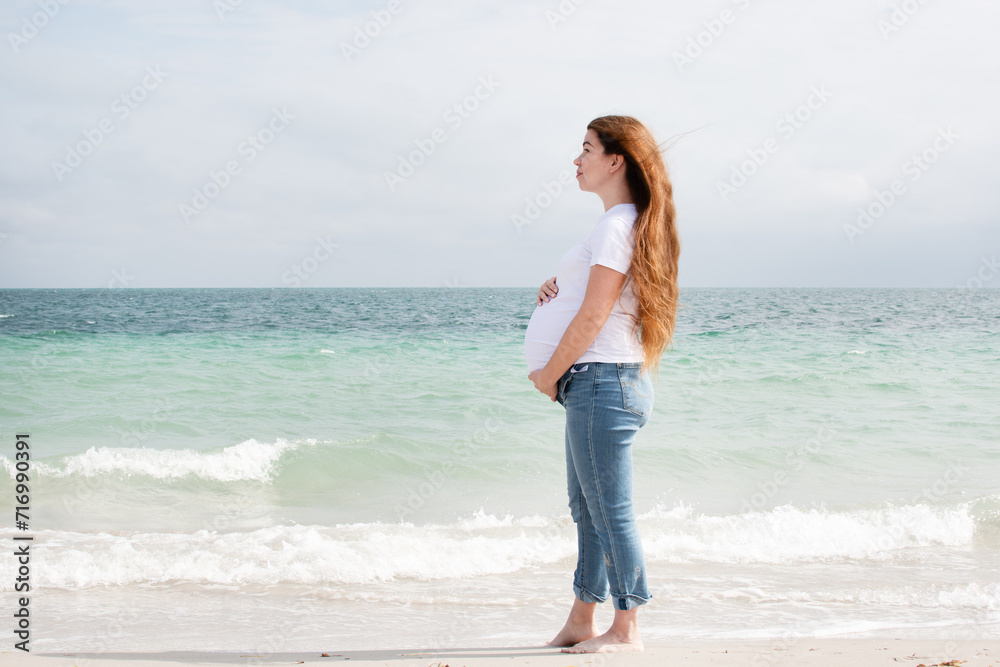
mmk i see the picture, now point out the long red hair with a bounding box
[587,115,680,372]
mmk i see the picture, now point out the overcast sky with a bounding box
[1,0,998,288]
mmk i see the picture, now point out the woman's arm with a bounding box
[528,264,627,400]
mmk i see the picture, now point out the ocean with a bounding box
[1,287,998,652]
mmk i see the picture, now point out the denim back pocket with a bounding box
[617,364,653,417]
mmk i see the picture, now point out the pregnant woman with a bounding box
[526,115,680,654]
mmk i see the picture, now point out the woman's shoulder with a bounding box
[590,204,637,238]
[597,203,638,228]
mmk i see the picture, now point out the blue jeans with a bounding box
[555,361,653,611]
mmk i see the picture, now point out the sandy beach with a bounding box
[1,639,996,666]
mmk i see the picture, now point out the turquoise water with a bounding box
[1,288,998,649]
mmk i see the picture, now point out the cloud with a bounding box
[0,0,998,287]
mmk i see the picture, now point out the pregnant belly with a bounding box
[523,301,576,371]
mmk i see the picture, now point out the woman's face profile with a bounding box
[573,128,616,194]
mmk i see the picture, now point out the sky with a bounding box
[1,0,998,288]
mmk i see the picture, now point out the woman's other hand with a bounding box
[536,276,558,306]
[528,369,558,401]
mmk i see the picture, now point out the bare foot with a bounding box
[546,620,600,647]
[560,629,644,653]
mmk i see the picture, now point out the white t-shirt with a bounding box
[524,203,643,371]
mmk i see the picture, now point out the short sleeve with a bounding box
[588,216,634,275]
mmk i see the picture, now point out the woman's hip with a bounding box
[558,361,653,427]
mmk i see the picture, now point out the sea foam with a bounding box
[3,438,309,483]
[641,501,977,564]
[1,501,987,591]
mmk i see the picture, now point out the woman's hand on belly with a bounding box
[536,276,558,306]
[528,368,558,401]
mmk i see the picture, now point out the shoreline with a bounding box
[5,639,998,666]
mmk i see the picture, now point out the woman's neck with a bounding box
[597,180,634,212]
